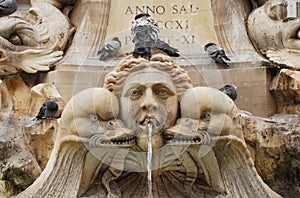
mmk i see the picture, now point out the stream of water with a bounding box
[147,122,153,198]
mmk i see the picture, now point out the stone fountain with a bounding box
[0,0,299,197]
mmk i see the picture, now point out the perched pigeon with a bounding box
[36,99,59,120]
[97,37,121,61]
[131,13,179,59]
[204,43,230,67]
[25,100,58,127]
[0,0,17,17]
[219,84,238,101]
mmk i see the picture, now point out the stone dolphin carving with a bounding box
[15,88,133,198]
[165,87,282,197]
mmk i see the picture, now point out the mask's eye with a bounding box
[130,89,142,100]
[156,88,169,99]
[89,113,100,122]
[201,112,211,121]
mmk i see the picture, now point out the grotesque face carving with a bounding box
[104,54,193,150]
[120,69,178,135]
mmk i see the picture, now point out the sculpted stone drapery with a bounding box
[15,53,282,197]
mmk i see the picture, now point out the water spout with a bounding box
[147,122,153,198]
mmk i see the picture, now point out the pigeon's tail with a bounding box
[223,54,231,61]
[154,39,180,57]
[219,56,230,67]
[26,118,43,127]
[99,53,110,61]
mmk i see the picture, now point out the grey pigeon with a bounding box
[131,13,179,59]
[0,0,17,17]
[36,99,59,120]
[26,100,58,127]
[204,43,230,67]
[219,84,238,101]
[97,37,121,61]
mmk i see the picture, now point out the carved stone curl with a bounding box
[247,0,300,70]
[0,0,76,75]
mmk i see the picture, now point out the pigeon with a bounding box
[26,100,59,127]
[218,84,238,101]
[36,99,59,120]
[131,13,179,59]
[97,37,121,61]
[204,43,230,67]
[0,0,17,17]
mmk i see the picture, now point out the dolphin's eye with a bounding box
[106,120,115,129]
[201,111,211,121]
[89,113,100,122]
[108,120,115,126]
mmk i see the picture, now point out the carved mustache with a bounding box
[133,104,168,130]
[138,116,160,127]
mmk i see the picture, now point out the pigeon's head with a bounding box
[134,13,150,20]
[131,13,159,43]
[46,100,59,111]
[224,84,237,91]
[222,85,238,101]
[112,37,120,42]
[204,42,217,51]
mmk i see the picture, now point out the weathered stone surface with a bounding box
[270,69,300,114]
[0,113,59,197]
[0,75,31,118]
[242,113,300,197]
[0,113,41,197]
[25,120,58,170]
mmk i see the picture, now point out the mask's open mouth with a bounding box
[139,117,152,125]
[138,117,162,129]
[89,134,136,148]
[164,130,211,145]
[165,135,203,145]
